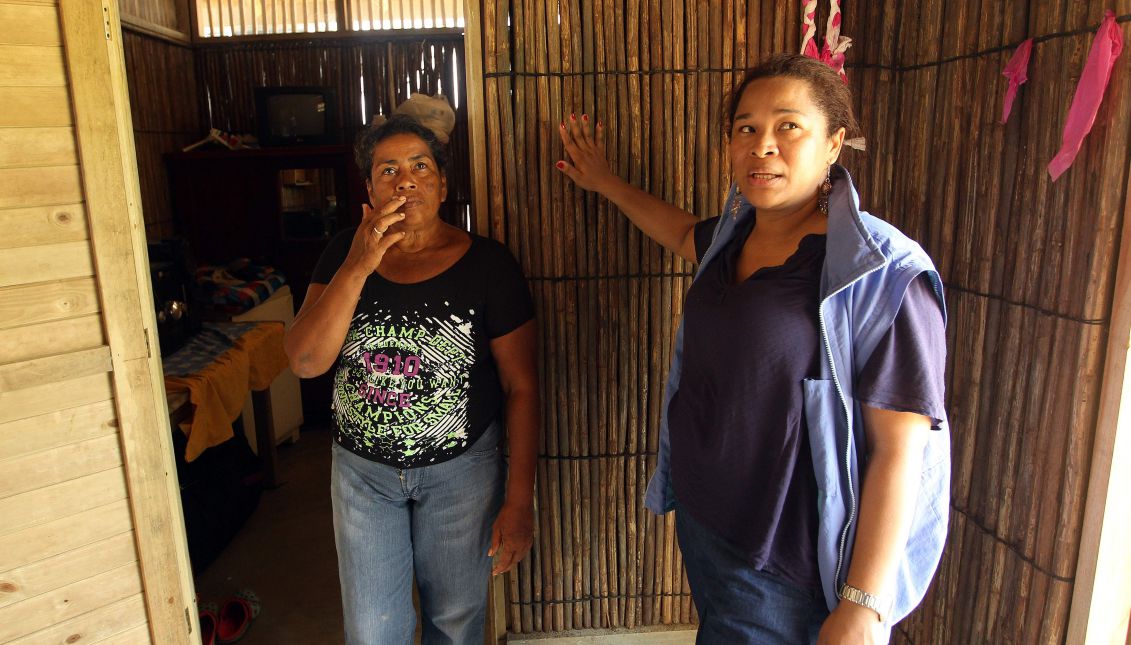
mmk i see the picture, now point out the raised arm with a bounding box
[555,114,700,263]
[284,197,407,377]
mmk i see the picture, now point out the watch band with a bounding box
[838,583,892,623]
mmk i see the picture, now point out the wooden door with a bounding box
[0,1,196,643]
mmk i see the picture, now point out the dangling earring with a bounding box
[817,166,832,215]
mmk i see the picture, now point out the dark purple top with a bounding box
[669,216,946,589]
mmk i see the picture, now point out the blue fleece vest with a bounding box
[644,165,950,625]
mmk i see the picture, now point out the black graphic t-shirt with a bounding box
[311,229,534,468]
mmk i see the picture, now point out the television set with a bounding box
[254,86,340,146]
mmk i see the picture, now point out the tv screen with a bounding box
[255,87,339,146]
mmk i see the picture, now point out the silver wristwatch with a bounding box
[838,583,893,623]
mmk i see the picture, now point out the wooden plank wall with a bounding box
[842,2,1131,643]
[0,1,149,643]
[478,0,799,634]
[478,0,1131,640]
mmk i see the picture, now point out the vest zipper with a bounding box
[818,262,883,600]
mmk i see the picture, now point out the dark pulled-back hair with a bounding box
[354,113,450,181]
[723,53,859,139]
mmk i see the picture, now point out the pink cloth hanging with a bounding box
[801,0,851,81]
[801,0,821,59]
[1000,39,1033,124]
[1048,10,1124,181]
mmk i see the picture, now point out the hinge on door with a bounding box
[101,0,112,39]
[144,329,152,358]
[186,606,193,633]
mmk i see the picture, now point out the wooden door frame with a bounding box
[1067,160,1131,643]
[464,0,490,238]
[59,1,198,642]
[462,3,509,642]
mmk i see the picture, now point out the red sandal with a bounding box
[216,589,261,644]
[199,601,219,645]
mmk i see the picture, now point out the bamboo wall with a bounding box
[478,0,800,633]
[479,0,1131,640]
[120,0,191,34]
[842,2,1131,643]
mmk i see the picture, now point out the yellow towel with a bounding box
[165,322,288,462]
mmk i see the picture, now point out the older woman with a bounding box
[285,113,538,645]
[556,54,949,644]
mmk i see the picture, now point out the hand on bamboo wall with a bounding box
[556,112,701,263]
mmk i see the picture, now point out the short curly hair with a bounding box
[354,113,450,182]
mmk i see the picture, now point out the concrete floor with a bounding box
[195,426,347,644]
[192,427,698,645]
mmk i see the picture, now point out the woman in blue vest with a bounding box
[556,54,949,644]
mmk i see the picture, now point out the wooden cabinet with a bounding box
[166,145,366,422]
[165,145,368,307]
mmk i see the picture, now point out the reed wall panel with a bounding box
[480,0,799,633]
[121,30,202,239]
[120,0,189,34]
[838,3,1131,643]
[479,0,1131,640]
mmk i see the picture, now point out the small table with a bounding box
[163,322,289,486]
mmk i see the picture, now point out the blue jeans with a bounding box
[331,423,505,645]
[675,502,830,645]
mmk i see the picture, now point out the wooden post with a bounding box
[58,1,199,642]
[1066,158,1131,644]
[463,0,490,237]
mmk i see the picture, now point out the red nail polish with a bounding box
[555,161,565,169]
[570,113,576,120]
[582,114,588,121]
[560,122,565,129]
